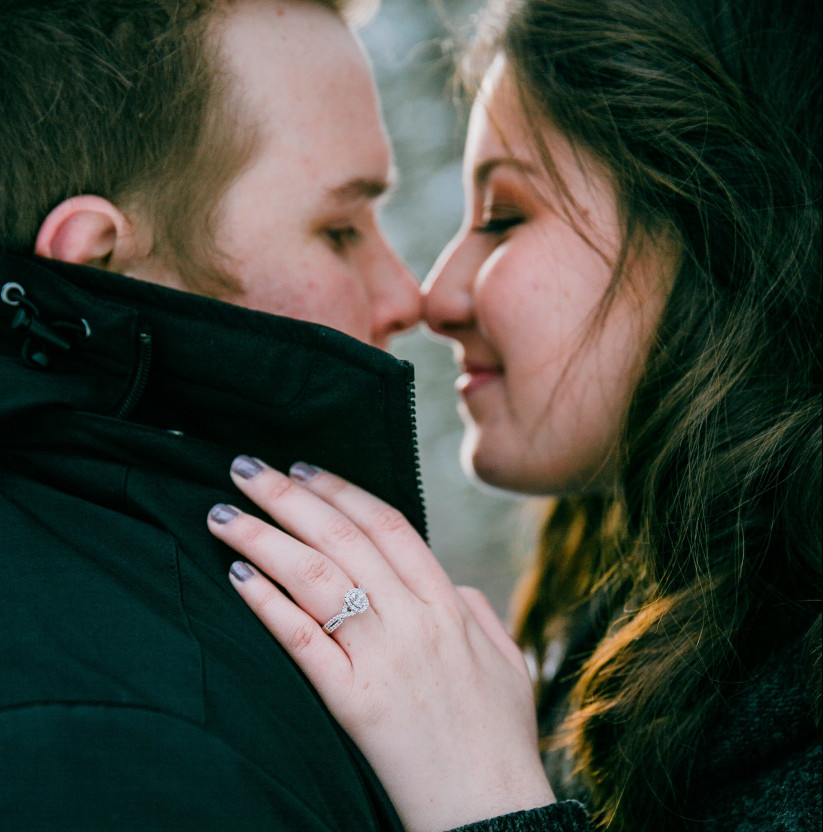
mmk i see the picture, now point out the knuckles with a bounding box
[294,551,337,590]
[313,471,347,498]
[324,515,361,546]
[370,505,409,535]
[286,619,319,655]
[260,473,295,503]
[236,518,268,547]
[249,585,281,619]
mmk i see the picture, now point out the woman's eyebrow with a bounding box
[474,157,537,188]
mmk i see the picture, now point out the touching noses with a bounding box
[421,231,474,338]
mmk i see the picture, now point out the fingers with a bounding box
[207,503,377,635]
[227,561,351,693]
[228,458,402,593]
[212,456,466,645]
[284,461,455,600]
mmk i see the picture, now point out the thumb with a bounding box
[456,585,529,674]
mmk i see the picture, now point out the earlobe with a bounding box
[34,195,136,269]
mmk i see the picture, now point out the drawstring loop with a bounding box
[2,281,91,369]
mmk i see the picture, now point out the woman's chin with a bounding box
[459,430,616,498]
[460,435,544,496]
[459,433,507,492]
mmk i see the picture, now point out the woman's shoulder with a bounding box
[694,631,821,830]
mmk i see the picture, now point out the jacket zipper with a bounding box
[112,326,153,420]
[402,362,429,543]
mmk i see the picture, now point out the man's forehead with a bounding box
[211,0,395,221]
[215,1,371,116]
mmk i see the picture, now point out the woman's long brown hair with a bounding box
[465,0,822,828]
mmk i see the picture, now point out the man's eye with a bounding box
[325,226,362,252]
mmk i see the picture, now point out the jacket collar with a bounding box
[0,252,427,537]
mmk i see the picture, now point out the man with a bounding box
[0,2,425,829]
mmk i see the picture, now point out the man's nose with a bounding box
[421,232,474,338]
[371,240,422,346]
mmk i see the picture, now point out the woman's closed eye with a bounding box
[474,216,524,235]
[473,205,525,236]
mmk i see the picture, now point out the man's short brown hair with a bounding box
[0,0,376,294]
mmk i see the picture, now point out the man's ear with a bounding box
[34,195,140,271]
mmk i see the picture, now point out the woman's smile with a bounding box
[423,56,673,496]
[455,362,504,396]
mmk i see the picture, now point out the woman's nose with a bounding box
[421,233,474,337]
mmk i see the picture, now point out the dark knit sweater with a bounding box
[447,634,821,831]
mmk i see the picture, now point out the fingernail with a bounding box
[232,455,265,480]
[290,461,320,482]
[230,561,254,582]
[210,503,239,524]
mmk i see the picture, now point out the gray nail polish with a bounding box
[290,461,320,482]
[232,455,264,479]
[230,561,254,582]
[210,503,239,524]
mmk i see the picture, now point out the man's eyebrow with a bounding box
[474,157,537,188]
[325,175,395,204]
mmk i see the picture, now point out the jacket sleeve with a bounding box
[0,702,344,832]
[446,802,591,832]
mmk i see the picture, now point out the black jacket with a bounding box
[0,253,426,831]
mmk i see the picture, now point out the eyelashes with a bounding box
[473,215,524,236]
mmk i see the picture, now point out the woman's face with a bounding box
[422,58,673,495]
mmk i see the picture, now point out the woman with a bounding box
[207,0,821,829]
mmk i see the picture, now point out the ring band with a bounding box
[323,586,370,634]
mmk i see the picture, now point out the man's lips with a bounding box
[455,363,503,395]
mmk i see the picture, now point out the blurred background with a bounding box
[359,0,542,620]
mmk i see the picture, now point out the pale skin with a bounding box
[33,1,420,350]
[208,57,674,831]
[209,461,555,832]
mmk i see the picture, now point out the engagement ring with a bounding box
[323,586,370,634]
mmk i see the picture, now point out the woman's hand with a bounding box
[207,457,555,832]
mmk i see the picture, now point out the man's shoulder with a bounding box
[0,465,404,831]
[0,465,206,720]
[0,701,346,832]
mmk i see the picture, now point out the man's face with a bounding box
[197,0,420,348]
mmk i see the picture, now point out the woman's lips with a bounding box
[455,364,503,395]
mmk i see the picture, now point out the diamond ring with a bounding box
[323,586,370,634]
